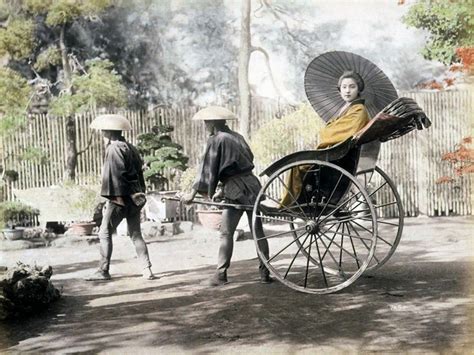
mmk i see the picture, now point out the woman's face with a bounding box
[339,78,359,103]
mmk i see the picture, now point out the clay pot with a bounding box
[69,222,96,236]
[2,228,25,241]
[196,210,223,230]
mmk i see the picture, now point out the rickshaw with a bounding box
[249,51,430,294]
[169,51,431,294]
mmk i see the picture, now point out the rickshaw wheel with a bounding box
[294,166,404,273]
[356,166,404,272]
[252,159,377,294]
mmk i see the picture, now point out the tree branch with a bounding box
[77,134,94,156]
[250,46,285,100]
[261,0,313,48]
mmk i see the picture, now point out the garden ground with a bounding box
[0,216,473,354]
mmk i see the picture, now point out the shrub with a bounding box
[0,201,39,229]
[250,103,324,166]
[137,125,189,190]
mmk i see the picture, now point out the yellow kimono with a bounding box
[280,102,370,207]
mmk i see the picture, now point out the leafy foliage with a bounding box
[403,0,474,65]
[137,125,189,190]
[49,59,127,116]
[45,0,82,26]
[21,0,52,14]
[18,146,49,164]
[34,45,61,71]
[0,17,35,60]
[250,104,324,166]
[0,0,125,117]
[0,68,32,136]
[0,68,31,114]
[178,165,198,193]
[0,201,39,228]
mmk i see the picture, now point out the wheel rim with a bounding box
[356,166,404,272]
[252,159,377,294]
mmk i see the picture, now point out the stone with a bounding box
[161,222,179,236]
[177,221,193,234]
[141,221,165,240]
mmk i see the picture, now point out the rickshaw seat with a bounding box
[259,137,355,177]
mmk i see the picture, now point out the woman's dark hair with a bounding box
[337,71,365,92]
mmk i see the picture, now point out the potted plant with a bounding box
[137,125,189,222]
[137,124,189,191]
[0,201,40,240]
[59,183,102,236]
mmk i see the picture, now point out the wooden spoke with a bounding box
[323,213,373,226]
[350,219,392,246]
[319,228,374,241]
[360,218,399,227]
[347,222,360,269]
[348,181,388,212]
[268,230,308,262]
[320,232,363,263]
[318,190,363,224]
[348,219,374,236]
[284,233,311,279]
[263,193,302,220]
[318,232,347,278]
[259,225,307,240]
[320,223,342,261]
[346,222,379,264]
[304,234,313,288]
[375,234,394,247]
[276,175,309,218]
[374,201,398,209]
[339,223,344,267]
[314,236,328,287]
[367,181,388,198]
[316,172,344,220]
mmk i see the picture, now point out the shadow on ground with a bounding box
[1,247,472,353]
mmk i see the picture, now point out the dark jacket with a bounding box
[193,126,255,197]
[101,137,146,198]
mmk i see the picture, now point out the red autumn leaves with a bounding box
[436,137,474,184]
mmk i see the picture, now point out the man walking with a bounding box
[86,114,155,281]
[181,106,272,286]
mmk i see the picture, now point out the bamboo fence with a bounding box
[1,91,473,216]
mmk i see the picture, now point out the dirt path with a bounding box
[1,216,473,354]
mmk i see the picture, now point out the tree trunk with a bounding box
[60,25,77,181]
[238,0,252,140]
[59,25,72,90]
[65,116,77,181]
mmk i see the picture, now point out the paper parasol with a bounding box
[304,51,398,122]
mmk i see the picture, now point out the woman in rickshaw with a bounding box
[280,70,370,206]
